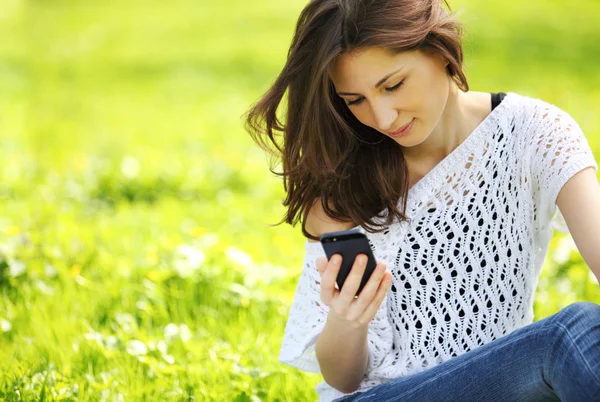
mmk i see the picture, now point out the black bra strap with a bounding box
[491,92,507,111]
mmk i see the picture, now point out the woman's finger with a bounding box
[347,262,386,315]
[320,254,342,305]
[316,256,327,277]
[359,271,393,323]
[337,254,368,305]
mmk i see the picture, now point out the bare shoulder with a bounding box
[468,90,494,116]
[461,91,494,133]
[305,199,355,243]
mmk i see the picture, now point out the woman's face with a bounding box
[329,47,452,147]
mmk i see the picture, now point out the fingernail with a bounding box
[332,255,341,265]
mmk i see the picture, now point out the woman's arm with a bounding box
[306,200,369,392]
[306,200,392,393]
[315,308,370,393]
[556,167,600,283]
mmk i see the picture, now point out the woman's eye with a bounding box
[347,98,364,106]
[386,80,404,92]
[346,80,403,106]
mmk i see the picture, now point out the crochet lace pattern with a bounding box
[278,92,598,402]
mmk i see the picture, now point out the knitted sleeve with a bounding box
[528,102,598,231]
[278,240,393,374]
[278,241,329,372]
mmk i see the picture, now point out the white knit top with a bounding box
[278,92,598,401]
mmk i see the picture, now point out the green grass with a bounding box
[0,0,599,400]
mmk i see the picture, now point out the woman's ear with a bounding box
[432,52,449,68]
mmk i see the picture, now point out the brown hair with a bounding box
[244,0,468,241]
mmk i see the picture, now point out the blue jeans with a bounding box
[334,302,600,402]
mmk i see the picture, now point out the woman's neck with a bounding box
[401,86,491,166]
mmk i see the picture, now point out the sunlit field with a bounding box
[0,0,599,400]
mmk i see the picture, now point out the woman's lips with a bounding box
[387,118,415,138]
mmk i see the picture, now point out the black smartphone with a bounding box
[320,229,377,296]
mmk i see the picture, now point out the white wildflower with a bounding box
[164,323,192,343]
[173,244,205,278]
[199,233,219,249]
[1,319,11,332]
[225,246,253,270]
[65,179,84,201]
[125,340,147,356]
[84,331,103,345]
[32,372,45,384]
[100,389,110,402]
[157,340,168,354]
[58,385,77,397]
[120,156,140,179]
[45,263,57,278]
[115,312,136,333]
[8,258,25,277]
[554,236,576,265]
[164,323,179,342]
[179,324,191,343]
[105,336,119,350]
[556,278,572,293]
[136,300,148,311]
[36,280,54,296]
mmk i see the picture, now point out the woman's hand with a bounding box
[316,254,393,328]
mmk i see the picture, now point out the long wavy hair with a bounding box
[245,0,468,241]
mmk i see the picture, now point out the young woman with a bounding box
[245,0,600,401]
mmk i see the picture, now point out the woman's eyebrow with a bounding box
[336,67,405,96]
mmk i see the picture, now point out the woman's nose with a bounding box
[372,102,399,132]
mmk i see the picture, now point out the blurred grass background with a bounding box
[0,0,599,400]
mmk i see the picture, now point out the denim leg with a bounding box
[543,301,600,402]
[334,301,600,402]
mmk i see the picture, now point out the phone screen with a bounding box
[320,229,377,296]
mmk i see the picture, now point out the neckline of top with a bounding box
[403,92,515,213]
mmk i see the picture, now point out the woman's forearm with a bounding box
[315,312,369,394]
